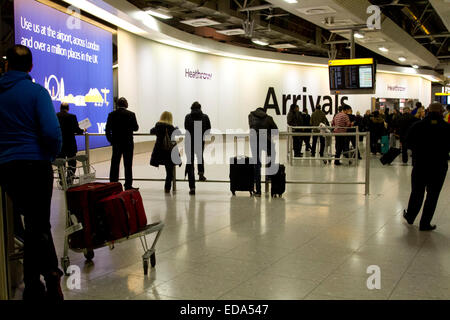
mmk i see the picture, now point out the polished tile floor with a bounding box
[13,143,450,300]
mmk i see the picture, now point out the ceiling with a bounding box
[1,0,449,79]
[126,0,450,77]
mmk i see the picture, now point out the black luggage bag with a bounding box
[380,147,401,165]
[229,156,255,196]
[271,164,286,198]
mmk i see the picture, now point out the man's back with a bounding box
[0,70,62,163]
[184,108,211,137]
[332,112,350,133]
[105,108,139,145]
[407,115,450,167]
[57,111,83,154]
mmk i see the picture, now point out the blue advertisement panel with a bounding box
[14,0,113,149]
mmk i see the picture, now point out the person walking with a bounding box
[0,45,63,300]
[150,111,181,193]
[398,107,419,163]
[331,106,351,165]
[310,105,329,158]
[249,107,278,196]
[403,102,450,231]
[184,101,211,195]
[105,97,139,190]
[287,104,303,157]
[56,102,84,185]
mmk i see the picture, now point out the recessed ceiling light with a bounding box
[180,18,221,27]
[412,65,419,69]
[284,0,298,3]
[252,38,269,46]
[144,8,172,20]
[379,46,389,52]
[354,32,364,39]
[216,28,246,36]
[398,56,406,62]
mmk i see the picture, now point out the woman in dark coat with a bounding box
[150,111,181,193]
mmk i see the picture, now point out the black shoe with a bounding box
[323,160,328,165]
[189,189,195,195]
[199,175,207,182]
[125,186,139,191]
[403,210,414,225]
[164,189,171,194]
[419,225,436,231]
[334,161,342,165]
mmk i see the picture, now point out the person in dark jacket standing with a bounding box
[150,111,181,193]
[403,102,450,231]
[0,45,63,300]
[398,107,419,163]
[369,110,386,154]
[310,106,329,158]
[105,97,139,190]
[249,107,278,196]
[56,102,84,184]
[184,101,211,195]
[287,105,303,157]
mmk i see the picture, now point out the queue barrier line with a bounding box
[76,130,370,195]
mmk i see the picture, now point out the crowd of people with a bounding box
[0,44,449,301]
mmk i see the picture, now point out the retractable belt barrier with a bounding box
[75,129,370,195]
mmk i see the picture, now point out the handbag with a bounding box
[162,128,176,152]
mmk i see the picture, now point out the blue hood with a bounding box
[0,71,62,164]
[0,70,32,92]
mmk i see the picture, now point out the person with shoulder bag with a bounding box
[150,111,181,193]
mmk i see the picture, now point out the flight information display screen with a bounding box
[329,58,376,93]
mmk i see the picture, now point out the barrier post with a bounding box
[172,166,177,191]
[365,132,371,195]
[0,187,9,300]
[84,132,91,173]
[355,127,359,166]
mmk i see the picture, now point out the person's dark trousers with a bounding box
[109,143,134,189]
[164,164,174,191]
[57,151,76,184]
[370,134,380,154]
[292,136,301,156]
[335,136,348,161]
[405,165,448,228]
[0,160,59,299]
[186,141,205,189]
[401,139,408,163]
[311,136,325,156]
[254,160,262,194]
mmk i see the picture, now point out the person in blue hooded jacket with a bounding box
[0,45,63,300]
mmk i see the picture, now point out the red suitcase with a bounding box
[96,190,148,241]
[97,193,130,241]
[123,189,147,233]
[66,182,123,249]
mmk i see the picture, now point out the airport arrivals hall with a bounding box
[1,0,450,306]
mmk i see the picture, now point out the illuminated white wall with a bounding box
[118,29,431,133]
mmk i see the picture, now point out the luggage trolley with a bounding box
[54,155,164,275]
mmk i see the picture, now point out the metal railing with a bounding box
[76,130,370,195]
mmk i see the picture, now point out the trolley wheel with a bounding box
[61,257,70,276]
[150,253,156,268]
[143,258,149,275]
[84,249,94,261]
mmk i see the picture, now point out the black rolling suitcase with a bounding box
[229,156,255,196]
[380,147,401,165]
[271,164,286,197]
